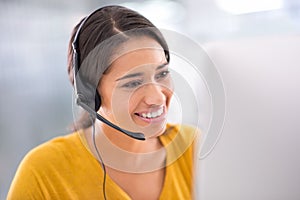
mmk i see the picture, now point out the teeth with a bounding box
[152,111,158,117]
[140,108,163,119]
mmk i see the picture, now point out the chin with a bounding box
[135,120,167,138]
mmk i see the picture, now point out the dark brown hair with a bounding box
[67,5,170,131]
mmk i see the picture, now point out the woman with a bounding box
[8,5,198,199]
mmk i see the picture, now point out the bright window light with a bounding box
[215,0,283,15]
[121,0,185,28]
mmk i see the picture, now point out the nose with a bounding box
[143,83,166,106]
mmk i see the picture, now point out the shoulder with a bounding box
[160,123,200,165]
[160,123,200,146]
[19,132,82,170]
[7,132,83,199]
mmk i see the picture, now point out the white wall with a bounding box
[196,34,300,200]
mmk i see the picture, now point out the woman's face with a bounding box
[98,37,173,138]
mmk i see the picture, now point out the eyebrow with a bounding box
[115,62,168,81]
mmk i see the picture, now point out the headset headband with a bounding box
[72,7,104,111]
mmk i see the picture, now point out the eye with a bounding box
[121,80,143,89]
[155,70,170,80]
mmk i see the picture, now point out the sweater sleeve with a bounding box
[7,133,105,200]
[7,148,47,200]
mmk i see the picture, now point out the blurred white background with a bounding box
[1,0,300,199]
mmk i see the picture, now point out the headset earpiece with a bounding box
[95,90,101,111]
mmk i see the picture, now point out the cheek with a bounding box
[165,89,173,106]
[166,76,175,92]
[128,90,144,112]
[98,88,111,110]
[111,89,134,117]
[161,77,174,105]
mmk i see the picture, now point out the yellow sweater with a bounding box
[7,124,198,199]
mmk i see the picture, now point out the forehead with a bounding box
[108,37,167,76]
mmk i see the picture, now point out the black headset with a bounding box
[71,8,145,140]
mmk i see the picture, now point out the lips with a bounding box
[134,107,166,123]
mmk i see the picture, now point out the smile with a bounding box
[141,107,163,119]
[135,107,165,121]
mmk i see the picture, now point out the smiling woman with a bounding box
[99,37,173,138]
[7,5,199,200]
